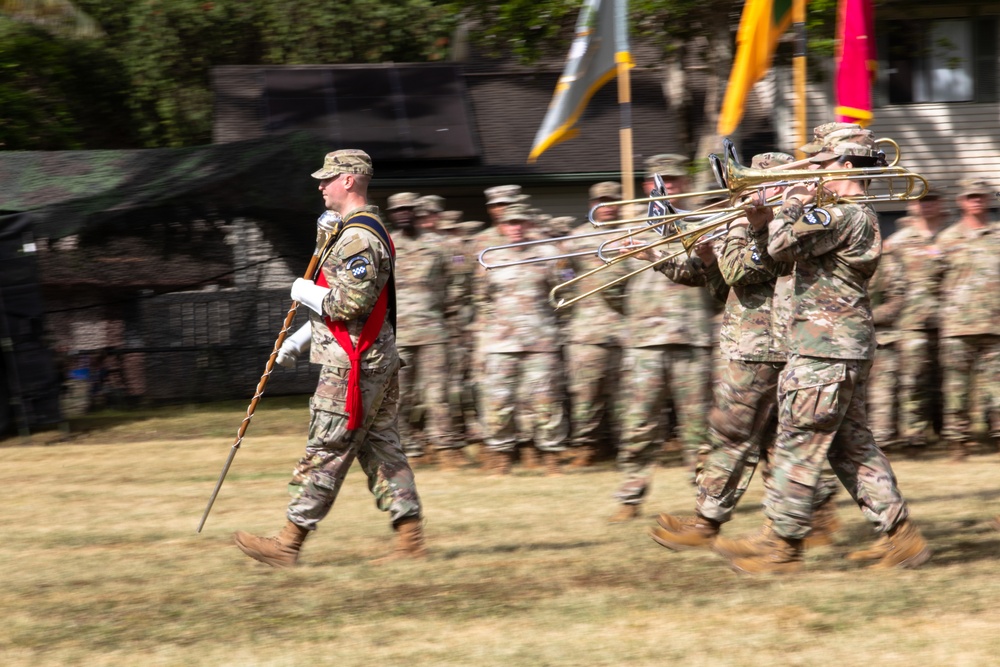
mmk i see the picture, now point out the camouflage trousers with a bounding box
[398,343,452,455]
[697,359,838,523]
[867,342,899,447]
[446,333,479,444]
[615,345,711,505]
[941,334,1000,444]
[287,361,422,531]
[480,351,569,453]
[897,329,943,446]
[566,343,621,453]
[765,355,908,539]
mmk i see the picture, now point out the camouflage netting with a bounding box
[0,131,327,239]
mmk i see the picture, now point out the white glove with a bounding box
[275,323,312,368]
[291,278,331,316]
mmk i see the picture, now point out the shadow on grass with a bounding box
[437,539,609,560]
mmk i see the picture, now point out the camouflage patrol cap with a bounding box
[644,153,688,178]
[751,152,795,170]
[437,210,464,230]
[589,181,622,201]
[499,202,535,223]
[485,184,522,205]
[956,178,992,198]
[549,215,577,236]
[809,129,877,163]
[311,149,374,178]
[386,192,419,210]
[800,122,864,154]
[415,194,444,216]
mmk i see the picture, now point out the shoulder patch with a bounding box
[801,208,832,227]
[347,255,372,280]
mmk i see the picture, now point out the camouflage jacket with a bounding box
[442,235,477,337]
[766,200,880,360]
[716,224,791,362]
[936,219,1000,338]
[623,241,722,348]
[393,230,450,347]
[883,224,945,331]
[309,205,398,369]
[473,232,565,353]
[867,246,906,346]
[560,222,627,345]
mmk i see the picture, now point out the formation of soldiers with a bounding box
[381,125,998,572]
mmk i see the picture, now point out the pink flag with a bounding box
[834,0,876,127]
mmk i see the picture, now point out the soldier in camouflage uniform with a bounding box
[561,182,628,467]
[415,194,445,235]
[716,130,930,573]
[651,153,840,552]
[234,149,425,567]
[610,154,724,522]
[473,201,569,475]
[391,194,458,467]
[885,193,948,455]
[936,178,1000,459]
[866,246,906,449]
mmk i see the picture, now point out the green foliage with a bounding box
[0,17,131,149]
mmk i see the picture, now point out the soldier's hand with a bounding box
[275,349,297,368]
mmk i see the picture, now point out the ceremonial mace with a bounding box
[196,212,340,533]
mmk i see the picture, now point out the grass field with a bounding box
[3,401,1000,666]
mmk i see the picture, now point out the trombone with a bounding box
[478,223,667,270]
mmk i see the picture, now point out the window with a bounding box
[876,17,998,105]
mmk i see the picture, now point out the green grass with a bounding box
[2,401,1000,666]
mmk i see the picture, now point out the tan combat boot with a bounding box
[608,504,641,523]
[650,514,720,551]
[712,519,775,559]
[437,448,466,472]
[489,449,514,477]
[543,451,562,477]
[233,520,310,568]
[569,446,596,469]
[845,534,892,562]
[371,517,428,564]
[519,444,541,469]
[803,498,842,549]
[728,531,804,575]
[868,519,932,569]
[990,516,1000,532]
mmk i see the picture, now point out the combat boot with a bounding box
[519,444,541,470]
[712,519,775,559]
[948,440,970,463]
[650,514,720,551]
[608,504,641,523]
[543,451,562,477]
[845,534,892,562]
[568,446,597,469]
[728,532,804,575]
[868,519,932,569]
[233,520,309,568]
[803,498,842,548]
[437,447,467,472]
[489,449,514,477]
[989,516,1000,532]
[371,517,428,564]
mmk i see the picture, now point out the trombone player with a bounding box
[716,128,932,573]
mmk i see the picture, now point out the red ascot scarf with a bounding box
[315,270,389,430]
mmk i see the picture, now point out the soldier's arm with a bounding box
[871,251,906,326]
[719,223,783,286]
[318,228,389,322]
[656,251,712,287]
[766,199,846,262]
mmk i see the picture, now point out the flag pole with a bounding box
[793,0,808,157]
[617,56,635,201]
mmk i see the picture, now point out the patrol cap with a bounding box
[751,152,794,170]
[956,178,992,198]
[311,149,374,178]
[415,194,444,216]
[800,122,864,155]
[589,181,622,201]
[485,184,523,205]
[808,130,877,163]
[549,215,577,236]
[499,202,535,223]
[644,153,689,178]
[386,192,419,210]
[437,210,464,230]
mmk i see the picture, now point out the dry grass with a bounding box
[3,402,1000,666]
